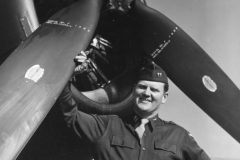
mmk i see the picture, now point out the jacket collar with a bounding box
[124,112,164,132]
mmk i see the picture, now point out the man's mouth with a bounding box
[139,97,151,102]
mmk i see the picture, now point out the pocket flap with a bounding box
[154,140,176,154]
[111,135,135,149]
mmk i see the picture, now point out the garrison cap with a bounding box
[138,61,168,84]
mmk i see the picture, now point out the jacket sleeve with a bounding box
[58,82,109,143]
[182,130,211,160]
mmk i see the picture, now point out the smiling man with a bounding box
[59,60,211,160]
[133,64,168,120]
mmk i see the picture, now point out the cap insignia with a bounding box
[157,72,162,78]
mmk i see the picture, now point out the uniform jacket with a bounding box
[59,84,211,160]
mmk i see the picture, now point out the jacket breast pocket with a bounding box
[154,140,179,160]
[110,135,135,160]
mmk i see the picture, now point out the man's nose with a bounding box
[142,87,151,96]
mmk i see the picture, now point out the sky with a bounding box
[146,0,240,159]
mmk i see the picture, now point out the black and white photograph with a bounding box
[0,0,240,159]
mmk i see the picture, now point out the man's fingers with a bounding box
[75,51,87,63]
[73,65,86,75]
[79,51,87,56]
[74,65,83,72]
[75,55,87,63]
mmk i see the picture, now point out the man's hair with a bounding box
[164,83,169,93]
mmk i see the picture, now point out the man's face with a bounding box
[133,80,168,119]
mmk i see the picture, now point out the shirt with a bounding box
[59,84,211,160]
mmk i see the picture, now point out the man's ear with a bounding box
[161,92,168,104]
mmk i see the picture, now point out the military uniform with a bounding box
[59,84,211,160]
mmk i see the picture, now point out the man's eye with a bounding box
[151,88,159,92]
[138,85,146,89]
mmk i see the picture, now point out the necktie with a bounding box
[135,119,149,144]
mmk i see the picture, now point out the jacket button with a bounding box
[142,148,146,151]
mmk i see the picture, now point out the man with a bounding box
[59,58,211,160]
